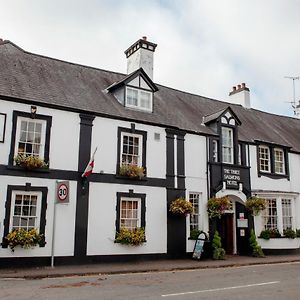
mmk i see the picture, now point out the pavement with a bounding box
[1,253,300,279]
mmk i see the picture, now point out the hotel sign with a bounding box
[223,167,241,189]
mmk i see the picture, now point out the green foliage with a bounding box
[212,231,225,260]
[169,198,193,215]
[259,228,281,240]
[119,164,145,179]
[207,197,230,219]
[190,229,201,240]
[115,227,146,246]
[283,228,296,239]
[245,197,267,216]
[249,229,264,257]
[5,228,44,252]
[296,229,300,238]
[14,154,48,170]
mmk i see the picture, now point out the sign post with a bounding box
[51,181,70,268]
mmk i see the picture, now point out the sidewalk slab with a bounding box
[1,254,300,280]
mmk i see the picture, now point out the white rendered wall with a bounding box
[0,99,79,171]
[87,183,167,255]
[0,176,77,258]
[91,117,166,178]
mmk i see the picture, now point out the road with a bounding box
[1,262,300,299]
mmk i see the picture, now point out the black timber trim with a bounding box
[1,183,48,248]
[256,144,290,180]
[166,129,175,188]
[74,113,95,258]
[115,191,146,232]
[116,126,147,175]
[176,132,186,189]
[8,110,52,166]
[0,112,7,143]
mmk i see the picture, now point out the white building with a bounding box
[0,37,299,266]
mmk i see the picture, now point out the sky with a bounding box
[1,0,300,117]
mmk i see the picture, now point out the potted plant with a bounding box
[14,154,48,170]
[169,198,193,216]
[249,229,264,257]
[245,196,266,216]
[212,231,225,260]
[4,228,45,252]
[296,229,300,238]
[283,228,296,239]
[207,196,230,219]
[119,163,145,179]
[259,228,281,240]
[115,227,146,246]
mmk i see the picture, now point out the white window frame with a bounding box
[274,148,285,174]
[14,117,46,160]
[120,197,141,230]
[221,127,234,164]
[258,145,271,173]
[120,132,143,166]
[281,198,293,230]
[125,86,153,112]
[212,140,218,162]
[9,191,42,231]
[189,192,201,231]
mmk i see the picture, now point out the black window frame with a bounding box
[8,110,52,167]
[0,112,7,143]
[1,183,48,248]
[115,191,146,232]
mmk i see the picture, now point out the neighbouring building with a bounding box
[0,37,300,267]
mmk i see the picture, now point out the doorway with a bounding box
[217,214,234,255]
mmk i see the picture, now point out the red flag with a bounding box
[82,147,97,178]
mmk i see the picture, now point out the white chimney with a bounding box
[124,36,157,80]
[296,101,300,119]
[229,83,251,108]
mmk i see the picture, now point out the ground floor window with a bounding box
[260,194,295,234]
[189,192,201,231]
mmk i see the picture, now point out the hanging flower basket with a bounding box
[4,228,45,252]
[169,198,193,216]
[114,227,146,246]
[207,196,230,219]
[14,154,48,170]
[245,196,266,216]
[119,163,145,179]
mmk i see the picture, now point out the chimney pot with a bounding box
[233,86,236,91]
[242,83,246,88]
[142,36,147,41]
[237,84,241,90]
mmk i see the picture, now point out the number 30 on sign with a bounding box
[56,181,70,203]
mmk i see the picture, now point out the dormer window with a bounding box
[126,87,152,112]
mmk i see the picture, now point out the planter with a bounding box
[14,154,48,170]
[258,238,300,249]
[119,164,145,179]
[169,198,193,216]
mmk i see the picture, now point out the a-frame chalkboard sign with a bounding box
[192,232,206,260]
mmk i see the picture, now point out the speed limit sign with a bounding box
[56,181,70,203]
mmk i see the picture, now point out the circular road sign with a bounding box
[57,183,69,202]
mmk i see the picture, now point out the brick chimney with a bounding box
[229,83,251,108]
[124,36,157,80]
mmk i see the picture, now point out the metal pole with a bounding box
[51,183,57,268]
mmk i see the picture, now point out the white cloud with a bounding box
[0,0,299,116]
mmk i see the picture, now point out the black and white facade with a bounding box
[0,37,300,266]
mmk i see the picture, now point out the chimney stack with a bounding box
[124,36,157,80]
[229,83,251,108]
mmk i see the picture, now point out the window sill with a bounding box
[6,165,50,173]
[258,171,289,180]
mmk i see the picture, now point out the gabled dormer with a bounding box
[204,107,242,165]
[107,68,158,112]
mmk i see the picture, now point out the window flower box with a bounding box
[169,198,193,216]
[114,227,146,246]
[258,237,300,249]
[14,154,48,170]
[3,228,45,252]
[119,163,145,179]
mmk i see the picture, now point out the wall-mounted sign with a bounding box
[223,167,241,189]
[240,229,245,237]
[237,219,248,228]
[56,181,70,204]
[0,113,6,143]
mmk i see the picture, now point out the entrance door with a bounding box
[218,214,234,255]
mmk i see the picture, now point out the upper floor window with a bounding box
[258,146,270,173]
[121,132,142,166]
[9,111,52,167]
[222,127,233,164]
[126,87,152,112]
[274,148,285,174]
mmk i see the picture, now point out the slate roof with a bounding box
[1,40,300,152]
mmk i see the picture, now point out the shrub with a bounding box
[212,231,225,260]
[14,154,48,170]
[249,229,264,257]
[119,164,145,179]
[245,197,266,216]
[5,228,44,252]
[207,196,230,219]
[169,198,193,216]
[259,228,281,240]
[115,227,146,246]
[283,228,296,239]
[296,229,300,238]
[190,229,201,240]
